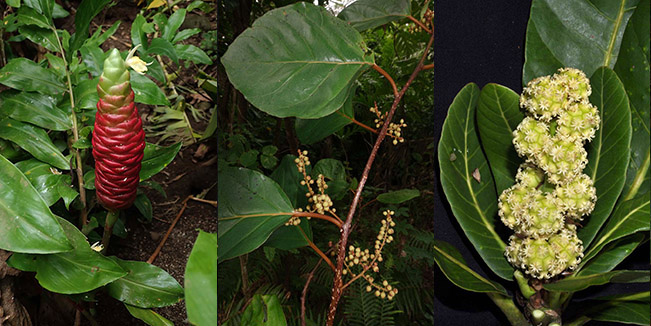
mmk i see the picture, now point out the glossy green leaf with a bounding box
[543,270,649,292]
[131,15,150,50]
[376,189,420,204]
[295,87,355,145]
[175,44,212,65]
[477,84,524,194]
[16,6,51,29]
[172,28,201,43]
[15,159,63,206]
[221,2,373,119]
[35,217,127,294]
[69,0,112,54]
[185,231,217,326]
[6,253,38,272]
[52,3,68,19]
[313,158,348,199]
[125,304,174,326]
[432,240,508,295]
[147,38,178,64]
[0,155,71,253]
[134,193,153,222]
[588,301,650,325]
[18,25,58,52]
[0,58,65,95]
[106,257,183,308]
[337,0,411,31]
[523,0,639,83]
[0,92,70,130]
[218,167,293,262]
[614,0,650,202]
[162,8,185,41]
[74,78,100,110]
[24,0,53,22]
[80,44,105,77]
[130,73,170,106]
[267,155,311,250]
[139,142,182,181]
[438,83,512,280]
[56,175,78,210]
[240,294,287,326]
[580,67,632,248]
[0,118,69,170]
[581,196,650,265]
[578,233,645,276]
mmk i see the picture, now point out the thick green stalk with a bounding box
[486,293,530,326]
[101,210,120,254]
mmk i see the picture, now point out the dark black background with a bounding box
[431,0,650,325]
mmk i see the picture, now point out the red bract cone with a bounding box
[92,48,145,211]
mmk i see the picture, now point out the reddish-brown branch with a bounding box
[371,64,399,97]
[301,259,323,326]
[298,225,335,271]
[422,63,434,71]
[407,15,432,34]
[147,196,190,264]
[335,111,400,140]
[325,17,434,326]
[293,212,343,228]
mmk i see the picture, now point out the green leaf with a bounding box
[125,304,174,326]
[140,142,182,181]
[240,294,287,326]
[588,301,650,325]
[7,0,20,8]
[16,6,51,29]
[74,77,100,110]
[313,158,348,199]
[45,53,65,77]
[162,8,185,41]
[15,159,63,206]
[0,155,71,253]
[477,84,525,194]
[523,0,639,83]
[18,25,58,52]
[218,167,294,262]
[543,270,649,292]
[0,91,70,130]
[106,257,183,308]
[80,44,105,77]
[581,196,650,266]
[134,193,153,222]
[0,118,69,170]
[24,0,53,23]
[295,87,355,145]
[86,20,120,46]
[432,240,508,295]
[68,0,112,54]
[376,189,420,204]
[56,175,78,210]
[171,28,201,43]
[35,217,127,294]
[337,0,411,31]
[147,38,178,65]
[6,253,38,272]
[580,67,632,248]
[578,233,645,276]
[52,3,69,19]
[130,73,170,106]
[221,2,373,119]
[185,231,217,326]
[437,83,512,280]
[175,44,212,65]
[614,0,650,202]
[0,58,65,95]
[131,15,149,50]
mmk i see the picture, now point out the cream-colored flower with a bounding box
[125,44,152,75]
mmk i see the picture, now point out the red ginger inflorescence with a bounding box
[92,48,145,211]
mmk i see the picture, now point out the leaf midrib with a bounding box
[603,0,629,67]
[433,244,505,294]
[584,199,649,259]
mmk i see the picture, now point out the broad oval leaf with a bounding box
[543,270,649,292]
[295,86,355,145]
[580,195,650,266]
[139,142,182,181]
[162,8,186,41]
[218,167,294,262]
[476,83,523,194]
[35,217,127,294]
[614,0,650,202]
[588,301,650,326]
[175,44,213,65]
[16,6,51,29]
[313,158,348,199]
[579,67,632,248]
[15,159,64,206]
[130,73,170,106]
[0,58,65,95]
[0,118,69,170]
[523,0,639,83]
[578,233,645,276]
[221,2,373,119]
[125,304,174,326]
[437,83,512,280]
[18,25,58,52]
[0,92,70,130]
[337,0,411,32]
[106,257,183,308]
[0,155,71,253]
[240,294,287,326]
[74,78,100,110]
[376,189,420,204]
[185,231,217,326]
[147,38,179,65]
[432,240,509,295]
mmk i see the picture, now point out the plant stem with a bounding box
[514,270,536,299]
[53,26,88,226]
[298,225,334,271]
[325,17,435,326]
[407,15,432,34]
[301,259,322,326]
[100,210,119,254]
[371,64,398,97]
[486,293,530,326]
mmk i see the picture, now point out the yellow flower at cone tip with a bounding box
[90,241,104,252]
[125,44,152,75]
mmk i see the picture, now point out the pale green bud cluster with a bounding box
[501,68,598,279]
